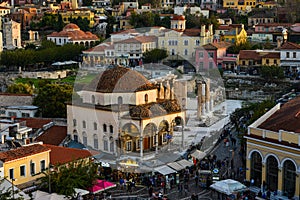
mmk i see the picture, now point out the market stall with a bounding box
[210,179,248,200]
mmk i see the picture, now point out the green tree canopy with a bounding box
[142,48,168,63]
[33,84,73,118]
[7,83,33,95]
[260,65,284,81]
[38,160,100,198]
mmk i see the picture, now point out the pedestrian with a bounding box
[178,182,183,195]
[148,186,153,197]
[191,193,198,200]
[194,174,199,187]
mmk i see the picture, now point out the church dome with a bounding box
[63,23,80,31]
[86,66,157,93]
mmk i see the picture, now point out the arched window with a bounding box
[266,156,279,191]
[250,152,262,187]
[91,95,95,104]
[82,121,86,128]
[73,119,77,126]
[94,122,97,130]
[82,132,87,146]
[93,134,98,149]
[110,141,114,152]
[118,96,123,105]
[109,125,113,133]
[103,138,108,151]
[145,94,148,103]
[103,124,107,132]
[73,130,78,142]
[283,160,296,197]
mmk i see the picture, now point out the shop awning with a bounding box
[154,165,177,175]
[176,159,193,168]
[167,162,185,171]
[190,150,206,160]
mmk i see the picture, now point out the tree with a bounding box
[143,48,168,63]
[260,65,284,81]
[70,17,90,31]
[38,160,100,198]
[82,0,92,6]
[7,83,33,94]
[0,178,24,200]
[33,84,73,118]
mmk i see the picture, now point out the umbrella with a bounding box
[89,180,116,194]
[210,179,247,195]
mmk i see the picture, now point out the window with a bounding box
[110,141,114,152]
[94,122,97,130]
[94,135,98,149]
[208,52,214,58]
[82,121,86,129]
[83,132,87,146]
[184,40,188,45]
[145,94,148,103]
[22,113,30,117]
[293,52,296,58]
[20,166,25,177]
[266,59,269,64]
[199,52,204,58]
[103,124,107,132]
[118,96,123,105]
[74,135,78,142]
[136,139,140,149]
[274,59,277,64]
[242,61,246,65]
[40,160,45,172]
[286,52,290,58]
[109,125,113,133]
[184,49,188,56]
[73,119,77,126]
[9,168,14,179]
[30,162,35,175]
[126,141,132,151]
[103,140,108,151]
[195,40,200,46]
[196,62,203,71]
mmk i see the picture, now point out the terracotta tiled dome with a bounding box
[63,23,80,31]
[86,66,157,93]
[172,15,185,20]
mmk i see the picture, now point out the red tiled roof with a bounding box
[258,96,300,133]
[183,28,201,36]
[35,126,67,146]
[280,42,300,50]
[261,52,280,59]
[19,118,52,129]
[44,144,92,165]
[47,23,98,41]
[202,43,217,50]
[239,50,261,60]
[0,144,50,162]
[83,42,111,53]
[172,15,185,20]
[85,65,156,93]
[114,36,157,44]
[211,41,232,49]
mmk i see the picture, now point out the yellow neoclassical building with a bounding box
[245,97,300,200]
[221,24,247,45]
[223,0,257,11]
[0,143,50,187]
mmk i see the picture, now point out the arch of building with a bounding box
[248,149,264,159]
[263,153,281,167]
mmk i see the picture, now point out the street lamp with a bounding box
[11,178,15,200]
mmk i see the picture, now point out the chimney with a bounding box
[277,37,282,48]
[201,25,206,37]
[209,24,213,36]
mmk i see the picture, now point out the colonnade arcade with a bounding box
[248,150,300,199]
[119,116,184,153]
